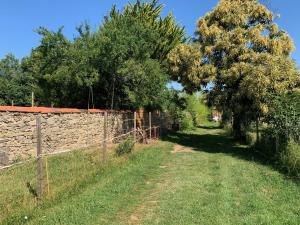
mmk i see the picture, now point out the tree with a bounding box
[117,59,168,109]
[0,54,33,106]
[22,0,185,109]
[22,26,99,108]
[169,0,299,139]
[168,43,216,92]
[93,0,185,109]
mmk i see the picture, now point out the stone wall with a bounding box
[0,106,169,166]
[0,107,134,165]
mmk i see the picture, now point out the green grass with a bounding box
[1,127,299,224]
[143,128,300,225]
[0,143,172,225]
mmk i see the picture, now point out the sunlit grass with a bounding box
[1,127,299,225]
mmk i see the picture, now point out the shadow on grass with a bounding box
[163,128,299,183]
[163,129,253,160]
[197,125,221,130]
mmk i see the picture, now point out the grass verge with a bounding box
[0,141,172,225]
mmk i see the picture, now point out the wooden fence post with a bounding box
[32,92,35,107]
[103,112,108,163]
[134,111,137,141]
[36,114,43,200]
[149,112,152,140]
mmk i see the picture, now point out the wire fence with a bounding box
[0,110,162,201]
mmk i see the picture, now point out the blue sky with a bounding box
[1,0,300,66]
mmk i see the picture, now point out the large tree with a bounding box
[169,0,299,139]
[22,0,185,109]
[94,0,185,109]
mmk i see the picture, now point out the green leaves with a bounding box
[266,93,300,142]
[1,1,184,109]
[170,0,299,138]
[0,54,33,106]
[93,0,185,109]
[117,59,168,109]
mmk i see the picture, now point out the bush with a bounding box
[255,130,300,178]
[179,111,194,131]
[280,140,300,177]
[115,137,135,156]
[256,92,300,178]
[185,93,211,127]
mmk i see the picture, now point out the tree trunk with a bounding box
[232,114,244,141]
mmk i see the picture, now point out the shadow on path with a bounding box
[163,128,254,162]
[163,127,299,183]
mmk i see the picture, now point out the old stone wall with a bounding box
[0,109,133,165]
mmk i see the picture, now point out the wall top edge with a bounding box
[0,106,132,114]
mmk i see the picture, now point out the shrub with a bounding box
[255,130,300,178]
[115,137,135,156]
[280,140,300,177]
[185,93,211,127]
[179,111,194,131]
[256,92,300,177]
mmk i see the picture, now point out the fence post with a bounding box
[32,92,35,107]
[36,114,43,200]
[149,112,152,140]
[134,111,137,142]
[103,111,108,163]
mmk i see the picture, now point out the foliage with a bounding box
[159,89,182,128]
[253,92,300,177]
[20,0,185,109]
[93,0,185,109]
[162,90,212,130]
[280,140,300,177]
[0,54,33,106]
[179,111,195,131]
[185,93,211,126]
[22,26,99,108]
[169,0,299,139]
[266,92,300,143]
[115,137,135,156]
[168,43,215,92]
[116,59,168,109]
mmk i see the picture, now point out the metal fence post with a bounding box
[103,111,108,163]
[149,112,152,140]
[36,114,43,200]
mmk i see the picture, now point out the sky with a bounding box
[1,0,300,66]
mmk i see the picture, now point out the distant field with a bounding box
[1,128,299,225]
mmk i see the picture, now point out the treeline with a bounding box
[1,0,300,176]
[0,0,185,110]
[166,0,300,176]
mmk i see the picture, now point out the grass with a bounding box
[1,127,299,224]
[0,142,172,224]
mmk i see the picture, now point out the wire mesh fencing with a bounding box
[0,110,163,205]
